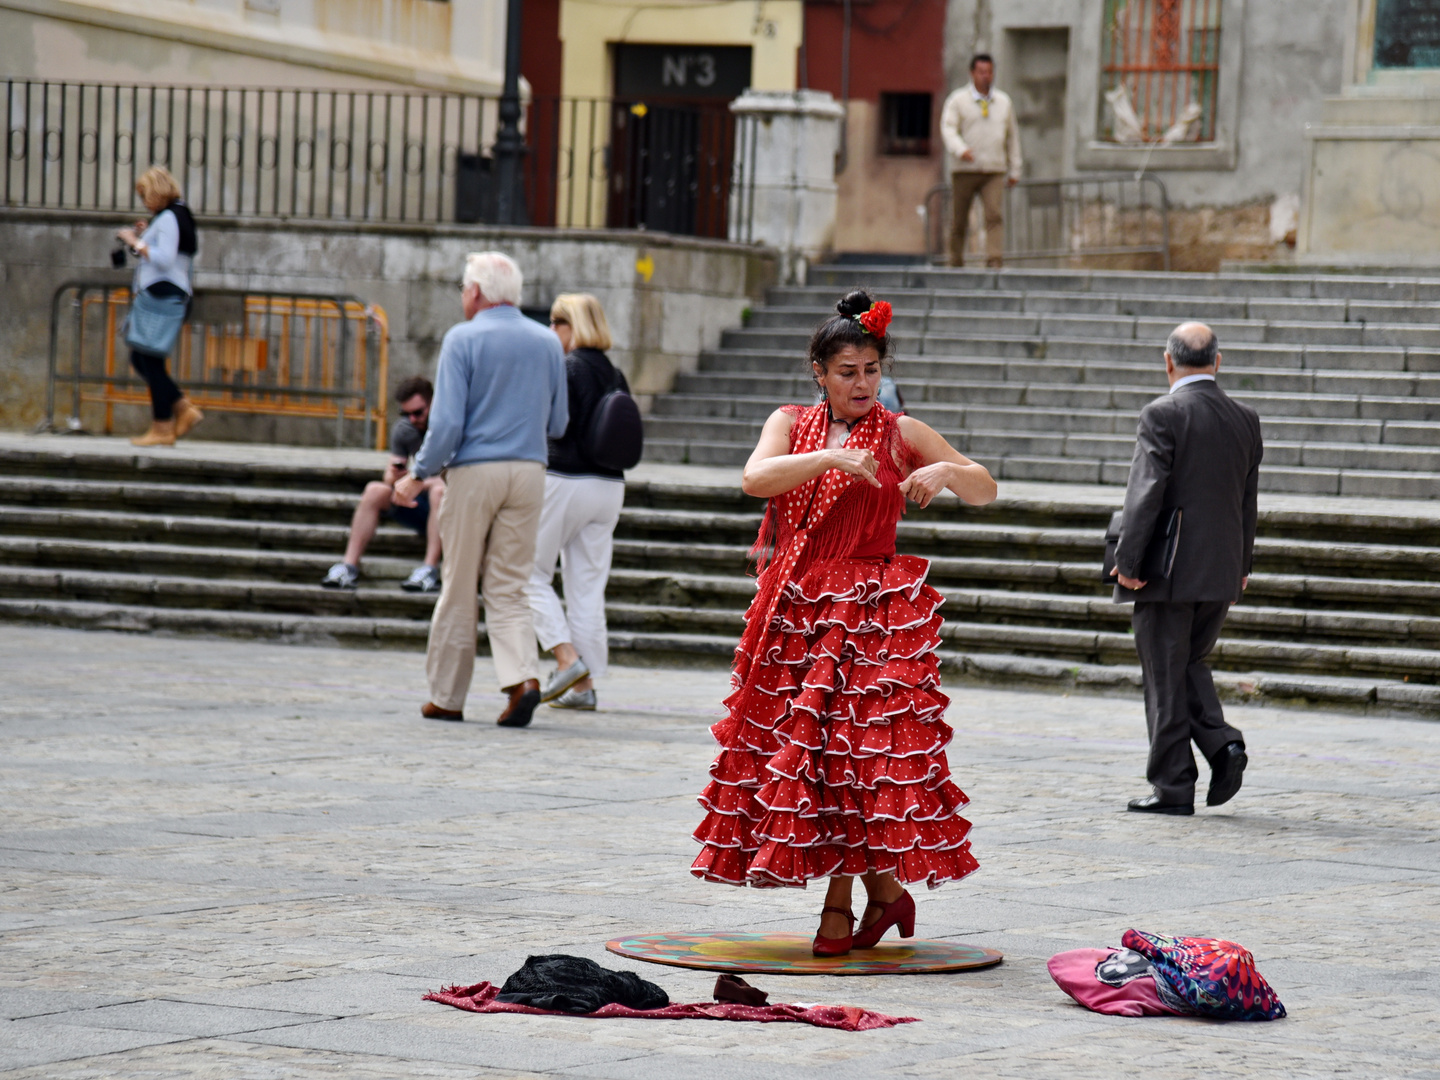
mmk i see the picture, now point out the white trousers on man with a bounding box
[527,472,624,678]
[427,460,545,710]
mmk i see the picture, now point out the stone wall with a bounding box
[0,211,777,440]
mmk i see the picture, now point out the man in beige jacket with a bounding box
[940,54,1023,267]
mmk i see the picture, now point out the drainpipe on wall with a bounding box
[836,0,852,174]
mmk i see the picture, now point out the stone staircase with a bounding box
[645,265,1440,499]
[1,436,1438,715]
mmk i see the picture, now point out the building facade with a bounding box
[0,0,505,91]
[943,0,1440,270]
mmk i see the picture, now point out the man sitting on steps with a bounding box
[321,376,447,593]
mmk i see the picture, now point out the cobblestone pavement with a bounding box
[2,625,1438,1078]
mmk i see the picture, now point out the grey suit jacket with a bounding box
[1112,379,1263,604]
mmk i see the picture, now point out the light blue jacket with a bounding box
[133,208,194,295]
[413,305,569,478]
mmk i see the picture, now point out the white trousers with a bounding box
[527,472,624,679]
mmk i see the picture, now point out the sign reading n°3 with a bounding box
[613,44,753,100]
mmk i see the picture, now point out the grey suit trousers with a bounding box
[1132,600,1244,804]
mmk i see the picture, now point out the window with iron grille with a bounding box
[880,93,932,156]
[1100,0,1220,144]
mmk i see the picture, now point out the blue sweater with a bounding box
[412,305,569,478]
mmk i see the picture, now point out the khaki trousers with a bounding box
[949,171,1006,267]
[426,460,545,710]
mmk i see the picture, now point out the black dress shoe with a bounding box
[1127,794,1194,815]
[1207,741,1248,807]
[497,679,541,728]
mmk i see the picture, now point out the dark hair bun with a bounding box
[835,290,873,319]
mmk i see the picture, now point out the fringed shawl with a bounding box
[731,402,915,689]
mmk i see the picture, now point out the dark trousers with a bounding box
[129,352,182,420]
[128,282,188,420]
[1132,600,1245,804]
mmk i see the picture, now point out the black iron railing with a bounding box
[4,80,755,240]
[923,173,1171,269]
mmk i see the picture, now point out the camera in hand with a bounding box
[110,246,128,269]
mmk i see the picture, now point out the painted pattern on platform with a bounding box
[606,932,1004,976]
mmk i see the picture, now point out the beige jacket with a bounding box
[940,84,1023,180]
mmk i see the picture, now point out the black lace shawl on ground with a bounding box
[495,954,669,1014]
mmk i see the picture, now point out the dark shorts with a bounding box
[387,489,430,536]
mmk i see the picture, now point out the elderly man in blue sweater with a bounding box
[394,251,568,728]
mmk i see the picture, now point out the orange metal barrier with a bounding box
[47,284,390,449]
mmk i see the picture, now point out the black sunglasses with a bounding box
[401,407,426,419]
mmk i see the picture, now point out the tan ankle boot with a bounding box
[173,397,204,438]
[131,420,177,447]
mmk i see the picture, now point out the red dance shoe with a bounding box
[812,906,855,957]
[853,890,915,950]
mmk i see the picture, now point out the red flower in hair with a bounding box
[857,300,892,337]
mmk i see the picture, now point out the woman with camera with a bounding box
[115,166,202,447]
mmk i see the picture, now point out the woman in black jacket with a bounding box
[527,294,630,710]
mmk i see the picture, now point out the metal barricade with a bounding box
[45,283,390,449]
[923,173,1171,270]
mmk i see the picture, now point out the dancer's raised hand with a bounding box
[899,462,954,508]
[828,447,882,487]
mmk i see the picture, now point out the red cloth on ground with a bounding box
[425,982,918,1031]
[1047,949,1183,1017]
[691,402,977,889]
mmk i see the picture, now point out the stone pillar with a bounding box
[729,90,844,283]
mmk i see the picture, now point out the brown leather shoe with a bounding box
[173,397,205,438]
[421,701,463,722]
[131,420,176,447]
[496,679,541,728]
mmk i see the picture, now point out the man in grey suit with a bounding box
[1111,322,1264,815]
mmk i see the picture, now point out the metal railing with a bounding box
[923,173,1170,270]
[3,80,755,240]
[45,282,390,449]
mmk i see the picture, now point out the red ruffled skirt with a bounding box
[691,555,978,889]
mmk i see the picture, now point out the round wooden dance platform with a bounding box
[605,932,1003,976]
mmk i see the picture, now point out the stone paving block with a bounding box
[4,602,1440,1077]
[0,1020,188,1072]
[70,999,332,1037]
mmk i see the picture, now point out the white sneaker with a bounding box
[541,659,590,702]
[550,687,596,710]
[321,562,359,589]
[401,564,440,593]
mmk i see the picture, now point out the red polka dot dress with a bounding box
[691,402,978,889]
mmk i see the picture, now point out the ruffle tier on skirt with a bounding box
[691,555,979,889]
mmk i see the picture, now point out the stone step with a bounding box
[642,438,1440,498]
[0,505,425,558]
[806,264,1440,302]
[643,416,1440,472]
[748,306,1440,349]
[595,598,1440,679]
[720,326,1440,371]
[689,349,1435,387]
[768,286,1440,325]
[0,475,361,524]
[675,368,1440,412]
[0,443,377,492]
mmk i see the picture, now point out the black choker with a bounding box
[827,402,856,433]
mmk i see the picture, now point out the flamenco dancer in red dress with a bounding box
[691,290,998,957]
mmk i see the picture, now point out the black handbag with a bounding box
[1102,507,1182,584]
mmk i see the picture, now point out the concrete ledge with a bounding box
[0,215,778,436]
